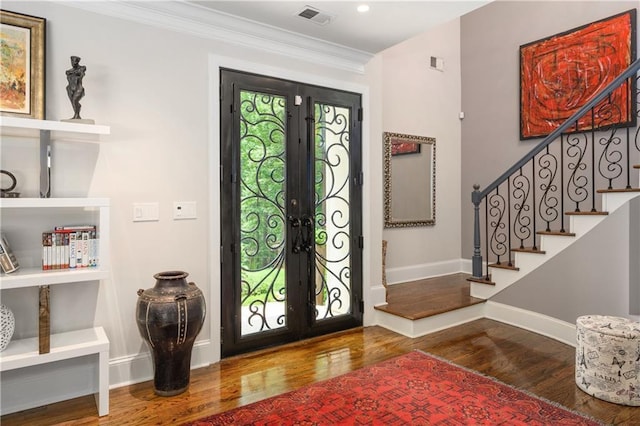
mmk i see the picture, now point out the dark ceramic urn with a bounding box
[136,271,206,396]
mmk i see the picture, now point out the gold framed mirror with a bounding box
[383,132,436,228]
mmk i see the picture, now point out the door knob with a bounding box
[288,215,301,227]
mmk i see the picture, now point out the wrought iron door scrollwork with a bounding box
[239,90,287,334]
[313,103,352,320]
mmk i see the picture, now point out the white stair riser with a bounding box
[514,251,548,271]
[471,251,551,298]
[539,234,574,253]
[569,214,606,235]
[602,191,640,211]
[470,284,496,299]
[374,304,484,338]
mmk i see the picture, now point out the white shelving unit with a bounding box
[0,116,110,140]
[0,118,111,416]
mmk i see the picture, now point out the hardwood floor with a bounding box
[2,320,637,425]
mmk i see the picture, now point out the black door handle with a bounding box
[288,215,301,227]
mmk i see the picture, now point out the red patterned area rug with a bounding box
[186,350,601,425]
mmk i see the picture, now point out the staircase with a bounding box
[376,57,640,339]
[469,57,640,300]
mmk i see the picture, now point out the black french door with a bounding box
[220,69,363,357]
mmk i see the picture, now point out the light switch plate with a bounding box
[133,202,159,222]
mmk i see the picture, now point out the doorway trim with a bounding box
[208,54,373,364]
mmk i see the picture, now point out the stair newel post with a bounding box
[472,184,483,278]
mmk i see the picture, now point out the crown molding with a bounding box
[64,1,373,74]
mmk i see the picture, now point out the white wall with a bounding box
[381,19,463,283]
[0,1,383,412]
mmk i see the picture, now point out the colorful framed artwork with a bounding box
[0,10,46,119]
[389,134,422,156]
[520,9,636,140]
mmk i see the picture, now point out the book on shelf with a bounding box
[41,225,98,270]
[0,233,20,273]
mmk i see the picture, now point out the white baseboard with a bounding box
[483,301,577,347]
[459,258,473,274]
[386,258,469,285]
[110,339,212,389]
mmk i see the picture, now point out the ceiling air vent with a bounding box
[296,6,335,26]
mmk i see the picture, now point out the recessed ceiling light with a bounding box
[357,4,370,13]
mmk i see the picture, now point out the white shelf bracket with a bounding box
[39,129,51,198]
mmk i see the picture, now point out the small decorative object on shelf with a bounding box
[0,170,20,198]
[63,56,94,124]
[0,233,20,273]
[136,271,206,396]
[0,304,16,352]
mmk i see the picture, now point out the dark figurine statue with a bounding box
[65,56,86,120]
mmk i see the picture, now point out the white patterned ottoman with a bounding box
[576,315,640,406]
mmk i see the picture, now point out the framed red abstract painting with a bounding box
[520,9,636,140]
[391,139,421,156]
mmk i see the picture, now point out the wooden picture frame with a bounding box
[520,9,636,140]
[0,10,46,119]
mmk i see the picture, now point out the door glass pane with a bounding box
[314,103,352,320]
[239,90,287,336]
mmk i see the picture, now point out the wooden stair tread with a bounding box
[488,261,518,271]
[565,211,608,215]
[374,273,485,320]
[597,188,640,193]
[511,247,545,254]
[466,276,495,286]
[537,230,576,236]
